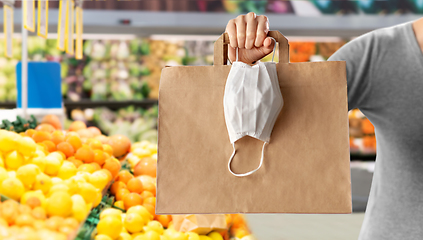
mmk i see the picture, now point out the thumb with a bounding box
[257,37,276,58]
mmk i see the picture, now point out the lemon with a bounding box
[0,167,8,184]
[187,232,200,240]
[0,131,19,153]
[16,164,40,188]
[89,170,110,190]
[78,182,98,204]
[44,156,61,176]
[51,177,63,184]
[46,191,73,217]
[33,149,46,159]
[0,154,5,168]
[114,200,125,210]
[151,153,157,161]
[57,161,77,180]
[93,190,103,208]
[1,177,25,200]
[132,148,151,159]
[124,213,145,234]
[7,170,16,178]
[127,205,153,221]
[97,216,123,239]
[143,231,160,240]
[207,232,223,240]
[100,208,122,221]
[128,155,141,168]
[47,183,70,196]
[95,234,113,240]
[71,194,89,222]
[199,236,212,240]
[164,229,187,240]
[18,137,37,157]
[33,173,52,194]
[118,232,132,240]
[29,155,47,172]
[143,220,164,235]
[47,152,65,163]
[76,171,90,182]
[132,233,146,240]
[63,178,79,195]
[4,151,24,170]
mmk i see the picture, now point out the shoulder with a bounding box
[329,22,411,61]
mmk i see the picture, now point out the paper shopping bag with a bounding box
[172,214,227,235]
[157,31,351,214]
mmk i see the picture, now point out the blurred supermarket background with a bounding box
[1,0,421,239]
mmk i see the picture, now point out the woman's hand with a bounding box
[225,12,275,64]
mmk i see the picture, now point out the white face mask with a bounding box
[223,43,283,177]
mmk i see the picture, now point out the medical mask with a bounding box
[223,42,283,177]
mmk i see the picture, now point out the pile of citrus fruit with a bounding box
[0,118,131,239]
[93,141,255,240]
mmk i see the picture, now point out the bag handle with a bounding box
[213,30,289,66]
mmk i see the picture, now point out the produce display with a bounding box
[0,118,132,239]
[349,109,376,155]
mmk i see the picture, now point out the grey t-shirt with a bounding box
[329,22,423,239]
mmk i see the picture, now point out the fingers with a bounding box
[225,19,238,49]
[255,15,269,48]
[245,12,257,50]
[235,15,246,49]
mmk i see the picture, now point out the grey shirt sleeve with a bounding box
[328,32,376,111]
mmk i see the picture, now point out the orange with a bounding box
[35,123,56,133]
[18,204,33,215]
[1,200,19,224]
[116,188,130,201]
[100,169,113,182]
[140,191,154,200]
[75,145,95,163]
[90,162,102,172]
[88,127,102,137]
[52,131,65,145]
[26,196,42,208]
[155,215,171,228]
[102,144,113,156]
[143,204,156,219]
[32,207,47,220]
[68,157,83,168]
[63,217,79,229]
[102,159,121,179]
[66,135,82,151]
[57,142,75,158]
[108,135,131,157]
[45,216,64,231]
[32,131,52,143]
[41,114,62,130]
[137,176,156,197]
[127,178,143,194]
[77,129,94,139]
[123,193,143,210]
[14,213,35,227]
[116,170,134,185]
[89,139,104,150]
[95,135,109,144]
[143,197,156,207]
[25,129,36,137]
[133,157,156,177]
[110,181,126,195]
[69,121,87,132]
[42,140,56,152]
[93,149,107,166]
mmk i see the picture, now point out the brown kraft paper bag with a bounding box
[157,31,351,214]
[172,215,227,235]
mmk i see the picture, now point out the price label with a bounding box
[57,0,68,51]
[65,0,74,55]
[37,0,49,38]
[3,5,13,58]
[75,6,83,59]
[23,0,35,32]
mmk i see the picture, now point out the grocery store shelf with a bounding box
[1,10,423,37]
[0,99,158,111]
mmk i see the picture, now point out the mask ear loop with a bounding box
[269,37,277,62]
[228,142,267,177]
